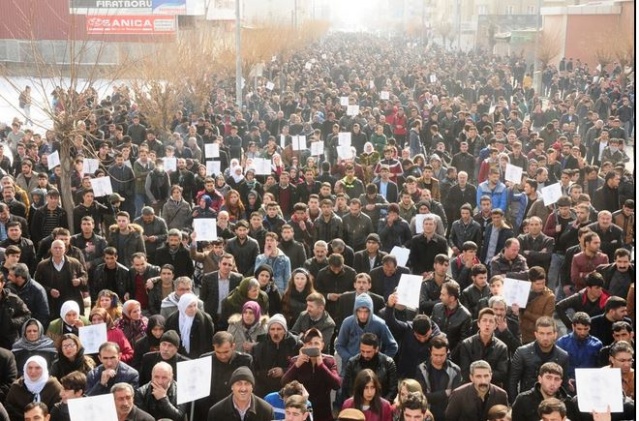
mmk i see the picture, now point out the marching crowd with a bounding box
[0,33,635,421]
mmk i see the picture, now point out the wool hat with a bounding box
[160,330,180,348]
[366,233,381,244]
[229,366,255,387]
[266,313,287,332]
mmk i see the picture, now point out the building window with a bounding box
[505,5,515,15]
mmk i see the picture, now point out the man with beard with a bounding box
[555,312,602,389]
[445,360,508,421]
[340,333,397,404]
[225,220,260,276]
[112,383,154,421]
[511,363,574,421]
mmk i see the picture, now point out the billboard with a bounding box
[86,15,177,34]
[70,0,187,15]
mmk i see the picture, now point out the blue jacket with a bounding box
[335,294,398,365]
[476,180,508,212]
[556,332,603,379]
[255,251,291,292]
[86,361,139,396]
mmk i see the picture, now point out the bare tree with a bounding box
[0,1,142,231]
[537,30,562,71]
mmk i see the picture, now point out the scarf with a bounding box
[178,293,198,354]
[12,319,56,354]
[23,355,49,402]
[60,301,81,335]
[241,301,261,328]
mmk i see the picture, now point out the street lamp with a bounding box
[235,0,242,108]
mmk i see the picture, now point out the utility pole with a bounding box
[235,0,242,108]
[533,0,542,95]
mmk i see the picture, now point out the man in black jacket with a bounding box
[153,229,193,278]
[0,268,31,350]
[6,263,48,329]
[511,362,575,421]
[207,367,273,421]
[508,317,569,403]
[138,330,190,385]
[134,362,187,421]
[341,333,397,403]
[197,332,253,420]
[199,254,243,329]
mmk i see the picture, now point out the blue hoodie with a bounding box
[335,293,398,366]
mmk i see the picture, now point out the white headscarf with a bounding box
[60,301,80,321]
[23,355,49,402]
[178,293,198,354]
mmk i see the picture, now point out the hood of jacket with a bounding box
[353,293,374,318]
[108,223,144,235]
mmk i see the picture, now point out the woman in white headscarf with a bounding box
[5,356,63,421]
[165,293,214,359]
[45,301,91,347]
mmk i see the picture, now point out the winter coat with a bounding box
[90,262,130,303]
[508,342,569,402]
[106,223,146,267]
[251,331,301,396]
[86,361,139,396]
[5,377,62,421]
[162,199,192,230]
[134,380,187,421]
[335,294,398,363]
[342,352,398,402]
[520,287,555,343]
[227,314,268,354]
[165,309,214,359]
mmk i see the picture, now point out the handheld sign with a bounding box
[390,246,410,268]
[193,219,218,242]
[177,357,212,405]
[505,164,524,184]
[79,323,108,355]
[48,151,60,169]
[68,393,117,421]
[502,278,531,308]
[575,368,623,413]
[541,183,562,206]
[396,274,423,309]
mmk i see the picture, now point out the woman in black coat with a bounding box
[165,293,214,359]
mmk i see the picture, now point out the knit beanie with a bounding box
[229,366,255,387]
[160,330,180,348]
[266,313,287,332]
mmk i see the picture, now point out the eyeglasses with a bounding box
[62,343,77,349]
[613,357,634,364]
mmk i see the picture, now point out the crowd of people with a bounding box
[0,33,635,421]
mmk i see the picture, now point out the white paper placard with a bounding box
[163,157,177,172]
[505,164,524,184]
[430,74,437,83]
[321,53,327,59]
[541,183,563,206]
[292,135,306,151]
[369,80,375,89]
[347,105,360,116]
[266,81,275,91]
[280,135,286,149]
[204,143,220,159]
[271,55,277,62]
[380,91,390,100]
[338,132,352,147]
[82,159,100,175]
[310,58,316,64]
[414,214,427,234]
[79,323,108,354]
[390,246,410,268]
[206,161,221,176]
[340,97,349,106]
[193,218,218,241]
[575,368,623,413]
[502,278,531,308]
[337,145,353,160]
[90,177,113,198]
[68,393,118,421]
[177,357,212,405]
[304,62,312,70]
[253,158,272,175]
[310,141,324,156]
[48,150,60,169]
[396,274,424,309]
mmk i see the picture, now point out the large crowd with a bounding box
[0,33,635,421]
